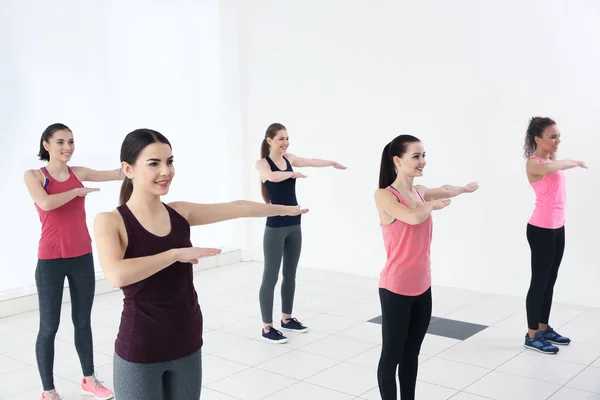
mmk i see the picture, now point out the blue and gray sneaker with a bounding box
[262,326,288,344]
[281,317,308,333]
[524,332,559,354]
[540,326,571,345]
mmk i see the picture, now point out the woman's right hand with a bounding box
[175,247,222,264]
[292,172,307,179]
[432,198,451,210]
[75,187,101,197]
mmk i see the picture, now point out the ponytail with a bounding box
[119,178,133,205]
[260,139,271,203]
[378,134,421,188]
[378,142,396,189]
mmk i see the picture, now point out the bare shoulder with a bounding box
[24,168,44,184]
[94,209,123,231]
[374,188,394,203]
[167,201,190,219]
[414,184,427,197]
[255,158,268,168]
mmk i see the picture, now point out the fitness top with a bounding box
[263,155,301,228]
[114,203,203,363]
[35,167,92,260]
[379,186,433,296]
[528,154,566,229]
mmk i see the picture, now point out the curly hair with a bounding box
[524,117,556,159]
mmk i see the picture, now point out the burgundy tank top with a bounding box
[114,203,203,363]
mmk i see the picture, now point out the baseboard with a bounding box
[0,248,242,319]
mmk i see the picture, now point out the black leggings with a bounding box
[526,224,565,331]
[377,287,432,400]
[35,253,96,391]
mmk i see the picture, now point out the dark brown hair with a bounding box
[260,123,286,203]
[38,123,71,161]
[379,134,421,188]
[524,117,556,159]
[119,128,172,205]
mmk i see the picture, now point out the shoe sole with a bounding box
[262,336,288,344]
[546,340,570,346]
[523,344,558,354]
[81,389,115,400]
[280,327,308,333]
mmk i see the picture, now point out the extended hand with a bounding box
[432,198,451,210]
[75,187,101,197]
[577,160,588,169]
[464,182,479,193]
[282,205,309,216]
[332,162,347,170]
[292,172,307,179]
[176,247,222,264]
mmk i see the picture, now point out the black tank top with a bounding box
[114,203,203,363]
[263,155,301,227]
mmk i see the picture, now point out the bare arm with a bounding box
[415,182,478,201]
[169,200,308,226]
[526,158,585,177]
[286,153,346,169]
[374,189,436,225]
[71,166,123,182]
[255,159,302,182]
[23,170,95,211]
[94,212,180,287]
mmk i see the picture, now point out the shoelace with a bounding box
[91,372,106,389]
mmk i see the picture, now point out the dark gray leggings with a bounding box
[113,349,202,400]
[35,253,96,391]
[259,224,302,324]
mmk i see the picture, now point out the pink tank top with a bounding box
[528,155,566,229]
[379,186,433,296]
[35,167,92,259]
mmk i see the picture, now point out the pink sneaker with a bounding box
[81,373,114,400]
[40,391,62,400]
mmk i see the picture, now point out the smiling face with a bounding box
[43,129,74,162]
[123,142,175,197]
[535,124,561,155]
[267,129,289,155]
[394,141,426,177]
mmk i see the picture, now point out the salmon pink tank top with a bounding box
[379,186,433,296]
[528,155,566,229]
[35,167,92,260]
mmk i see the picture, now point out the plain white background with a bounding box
[238,0,600,307]
[0,0,245,296]
[2,0,599,310]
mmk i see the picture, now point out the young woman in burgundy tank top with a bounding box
[23,123,122,400]
[93,128,307,400]
[374,134,478,400]
[522,117,587,355]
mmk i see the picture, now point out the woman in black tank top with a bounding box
[255,122,347,344]
[93,128,307,400]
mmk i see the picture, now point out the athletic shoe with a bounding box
[262,326,288,343]
[41,392,62,400]
[524,332,559,354]
[540,326,571,345]
[281,317,308,333]
[81,372,114,399]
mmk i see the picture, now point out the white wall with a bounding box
[238,0,600,307]
[0,0,244,296]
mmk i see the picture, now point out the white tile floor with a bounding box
[1,261,600,399]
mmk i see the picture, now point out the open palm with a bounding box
[464,182,479,193]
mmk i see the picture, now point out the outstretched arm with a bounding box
[255,159,304,182]
[94,211,220,288]
[169,200,308,227]
[71,166,123,182]
[415,182,479,201]
[526,158,586,177]
[285,153,346,169]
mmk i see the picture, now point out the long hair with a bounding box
[378,134,421,188]
[524,117,556,159]
[119,128,172,205]
[260,122,286,203]
[38,123,71,161]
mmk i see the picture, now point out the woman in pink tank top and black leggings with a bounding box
[23,123,121,400]
[523,117,587,355]
[93,128,307,400]
[374,134,479,400]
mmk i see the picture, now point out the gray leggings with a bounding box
[259,224,302,324]
[113,349,202,400]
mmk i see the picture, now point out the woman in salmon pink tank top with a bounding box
[23,123,124,400]
[522,117,587,355]
[374,134,479,400]
[93,128,307,400]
